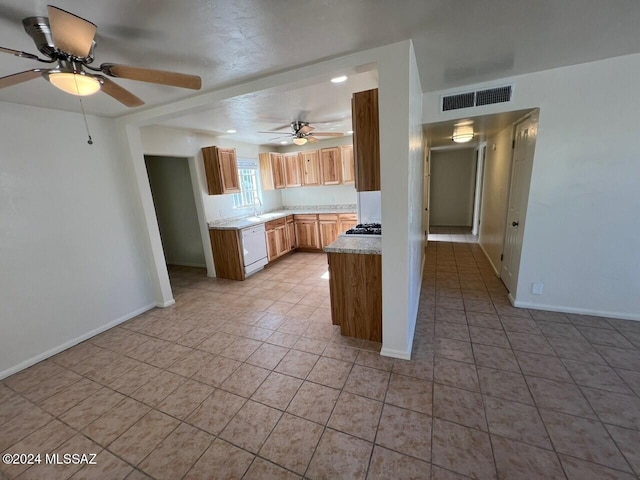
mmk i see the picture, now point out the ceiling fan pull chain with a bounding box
[74,74,93,145]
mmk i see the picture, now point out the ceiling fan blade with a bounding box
[0,46,41,61]
[299,125,314,134]
[309,132,343,137]
[47,6,97,58]
[258,130,290,134]
[268,135,290,141]
[306,136,319,143]
[96,76,144,107]
[0,69,43,88]
[100,63,201,90]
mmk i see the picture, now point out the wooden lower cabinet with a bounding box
[294,215,321,250]
[319,214,339,248]
[327,251,382,342]
[209,229,245,281]
[286,216,297,250]
[265,218,290,262]
[338,213,358,234]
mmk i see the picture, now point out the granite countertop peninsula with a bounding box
[323,236,382,255]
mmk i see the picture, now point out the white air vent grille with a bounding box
[441,84,513,112]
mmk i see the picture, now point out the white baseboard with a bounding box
[158,299,175,308]
[479,242,500,277]
[0,303,156,380]
[512,300,640,322]
[380,347,412,360]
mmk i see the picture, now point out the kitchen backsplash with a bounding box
[208,204,357,226]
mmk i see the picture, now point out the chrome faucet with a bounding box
[253,196,263,216]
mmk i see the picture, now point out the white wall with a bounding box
[281,185,356,207]
[478,127,513,274]
[423,53,640,319]
[145,155,206,267]
[430,148,476,226]
[379,41,424,358]
[141,126,283,223]
[0,102,155,378]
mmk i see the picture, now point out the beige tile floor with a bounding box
[2,244,640,479]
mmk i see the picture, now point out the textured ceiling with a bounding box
[1,0,640,134]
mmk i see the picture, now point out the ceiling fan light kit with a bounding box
[0,5,202,106]
[292,137,308,145]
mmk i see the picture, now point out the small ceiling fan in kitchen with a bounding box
[0,5,202,107]
[259,121,343,145]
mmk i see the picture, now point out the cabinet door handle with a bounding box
[512,221,519,227]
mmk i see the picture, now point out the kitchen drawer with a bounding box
[265,217,286,230]
[339,213,358,221]
[318,214,339,221]
[286,215,294,223]
[293,214,318,221]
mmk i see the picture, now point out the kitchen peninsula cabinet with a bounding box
[202,146,241,195]
[259,152,286,190]
[327,249,382,342]
[352,88,380,191]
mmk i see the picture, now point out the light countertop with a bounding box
[209,207,356,230]
[323,236,382,255]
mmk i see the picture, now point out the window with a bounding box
[232,159,261,208]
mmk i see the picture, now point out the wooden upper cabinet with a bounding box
[340,145,355,185]
[284,153,302,187]
[320,147,342,185]
[259,152,286,190]
[300,150,321,186]
[352,88,380,191]
[202,146,241,195]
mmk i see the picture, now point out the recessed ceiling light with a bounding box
[346,130,354,135]
[226,129,236,134]
[280,141,288,144]
[331,75,348,84]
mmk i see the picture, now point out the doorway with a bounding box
[501,112,539,296]
[144,155,206,269]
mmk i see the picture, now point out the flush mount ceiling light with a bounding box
[280,140,288,144]
[46,70,101,96]
[452,124,474,143]
[347,130,354,135]
[330,75,348,83]
[226,129,236,134]
[292,137,308,146]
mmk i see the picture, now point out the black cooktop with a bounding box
[345,223,382,235]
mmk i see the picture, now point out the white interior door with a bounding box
[502,113,539,295]
[423,149,431,238]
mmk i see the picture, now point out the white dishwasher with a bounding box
[241,224,268,276]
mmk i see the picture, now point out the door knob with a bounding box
[512,221,519,227]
